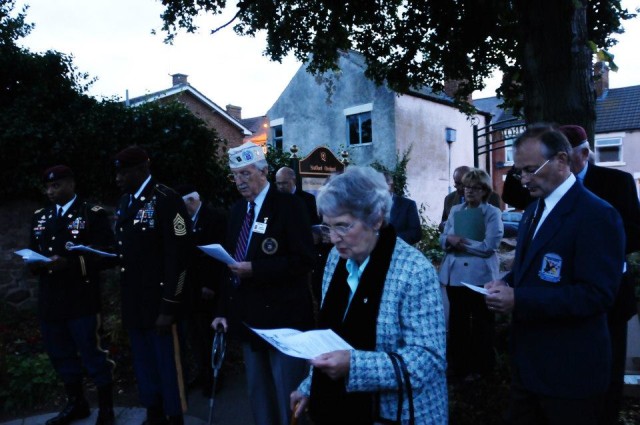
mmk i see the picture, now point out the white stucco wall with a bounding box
[395,95,486,224]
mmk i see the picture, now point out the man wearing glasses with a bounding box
[485,124,625,424]
[212,142,315,425]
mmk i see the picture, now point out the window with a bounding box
[595,137,622,163]
[270,118,284,151]
[346,112,372,145]
[504,139,514,164]
[272,125,283,150]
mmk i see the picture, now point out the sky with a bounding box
[13,0,640,118]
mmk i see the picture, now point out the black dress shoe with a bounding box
[95,408,115,425]
[46,397,91,425]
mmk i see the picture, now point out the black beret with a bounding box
[42,165,74,182]
[114,146,149,168]
[174,184,197,197]
[558,125,588,148]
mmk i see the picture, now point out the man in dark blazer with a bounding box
[176,184,227,395]
[560,124,640,424]
[29,165,116,425]
[214,143,315,425]
[383,172,422,244]
[485,125,625,424]
[439,165,502,232]
[275,166,321,224]
[114,146,191,425]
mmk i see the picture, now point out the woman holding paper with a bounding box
[438,168,504,381]
[290,166,447,425]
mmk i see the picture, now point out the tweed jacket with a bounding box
[438,202,504,287]
[299,237,448,425]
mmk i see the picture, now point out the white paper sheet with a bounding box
[461,281,490,296]
[14,249,52,263]
[198,243,237,265]
[248,326,353,359]
[66,244,117,257]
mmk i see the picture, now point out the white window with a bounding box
[595,137,622,163]
[504,139,514,164]
[270,118,284,150]
[344,104,373,146]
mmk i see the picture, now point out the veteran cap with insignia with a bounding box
[228,142,265,169]
[42,165,74,183]
[114,146,150,169]
[558,125,588,148]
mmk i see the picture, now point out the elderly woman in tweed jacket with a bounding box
[290,166,447,425]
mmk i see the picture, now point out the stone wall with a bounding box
[1,200,41,312]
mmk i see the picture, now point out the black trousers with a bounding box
[508,369,604,425]
[446,285,495,377]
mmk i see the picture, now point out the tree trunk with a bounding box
[516,0,596,144]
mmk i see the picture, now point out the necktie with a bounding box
[57,207,63,218]
[523,199,545,255]
[234,202,255,262]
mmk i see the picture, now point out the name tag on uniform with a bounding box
[253,222,267,234]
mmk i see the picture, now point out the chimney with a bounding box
[443,79,473,103]
[594,62,609,99]
[172,73,188,86]
[226,104,242,120]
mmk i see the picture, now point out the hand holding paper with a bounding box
[14,249,51,263]
[461,281,490,296]
[248,326,353,359]
[198,244,237,265]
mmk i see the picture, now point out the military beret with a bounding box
[174,184,197,197]
[42,165,74,182]
[228,142,265,169]
[114,146,149,168]
[558,125,588,148]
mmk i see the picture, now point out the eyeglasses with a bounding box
[464,185,485,192]
[228,170,256,182]
[512,158,551,181]
[317,222,356,237]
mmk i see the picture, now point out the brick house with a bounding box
[127,73,252,149]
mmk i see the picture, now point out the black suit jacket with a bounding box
[390,195,422,244]
[115,179,191,329]
[30,198,115,321]
[219,185,316,348]
[185,203,227,309]
[582,163,640,320]
[296,188,321,225]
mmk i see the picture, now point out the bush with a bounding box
[416,203,445,265]
[0,352,59,412]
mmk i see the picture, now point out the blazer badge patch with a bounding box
[261,237,278,255]
[538,253,562,283]
[173,214,187,236]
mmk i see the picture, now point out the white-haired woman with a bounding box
[290,166,447,425]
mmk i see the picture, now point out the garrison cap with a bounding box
[114,146,150,169]
[42,165,74,182]
[558,125,588,148]
[228,142,265,169]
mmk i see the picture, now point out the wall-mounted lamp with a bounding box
[445,127,457,193]
[445,127,457,144]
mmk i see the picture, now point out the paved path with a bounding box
[1,368,255,425]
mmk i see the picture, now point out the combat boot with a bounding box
[46,382,90,425]
[95,383,115,425]
[167,415,184,425]
[142,406,168,425]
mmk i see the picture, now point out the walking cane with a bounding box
[207,324,227,425]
